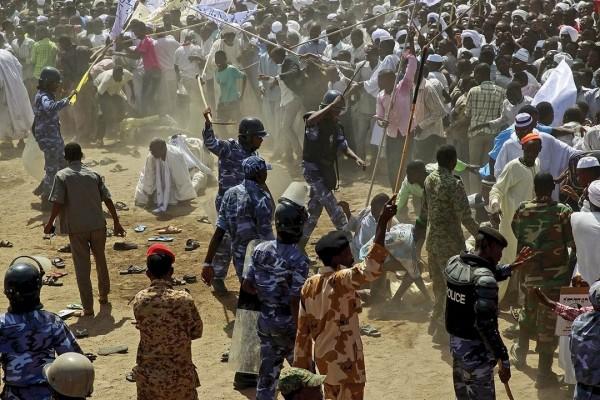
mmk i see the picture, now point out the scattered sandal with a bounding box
[0,240,13,248]
[125,371,136,383]
[43,276,63,286]
[360,324,381,338]
[221,351,229,363]
[183,274,197,284]
[185,239,200,251]
[119,265,147,275]
[115,201,129,211]
[67,303,83,310]
[52,257,65,268]
[106,228,114,238]
[74,328,89,338]
[98,345,128,356]
[110,164,128,173]
[134,224,147,233]
[148,236,174,242]
[99,157,117,166]
[171,277,186,286]
[113,242,138,251]
[58,244,71,253]
[156,225,182,234]
[197,216,210,224]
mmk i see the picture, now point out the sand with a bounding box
[0,143,571,399]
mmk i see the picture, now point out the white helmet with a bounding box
[43,353,94,397]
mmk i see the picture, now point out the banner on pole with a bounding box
[111,0,138,40]
[191,5,256,25]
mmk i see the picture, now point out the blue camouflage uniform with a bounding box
[245,240,310,400]
[301,117,349,243]
[0,309,82,400]
[203,123,257,280]
[570,281,600,400]
[216,156,275,278]
[32,90,70,198]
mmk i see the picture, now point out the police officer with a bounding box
[242,183,311,400]
[0,257,82,399]
[32,67,76,210]
[202,108,268,293]
[43,352,95,399]
[444,227,534,399]
[300,90,366,250]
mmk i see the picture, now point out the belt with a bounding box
[579,383,600,394]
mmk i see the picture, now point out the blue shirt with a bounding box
[32,90,69,144]
[245,240,310,328]
[0,310,81,387]
[570,310,600,386]
[216,180,275,271]
[297,39,327,56]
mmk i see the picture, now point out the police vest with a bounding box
[302,116,339,165]
[444,255,488,340]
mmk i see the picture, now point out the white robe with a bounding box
[134,144,203,211]
[0,49,33,140]
[558,211,600,384]
[494,131,580,199]
[489,158,540,264]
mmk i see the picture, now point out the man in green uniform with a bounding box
[416,145,479,343]
[511,172,574,387]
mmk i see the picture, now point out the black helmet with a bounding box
[275,199,308,243]
[320,89,343,107]
[5,259,45,313]
[238,117,268,137]
[39,67,62,84]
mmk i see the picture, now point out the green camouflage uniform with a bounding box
[512,199,574,354]
[417,167,479,327]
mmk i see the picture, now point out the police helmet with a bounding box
[4,260,44,311]
[238,117,268,137]
[275,199,308,243]
[320,89,343,107]
[43,352,95,398]
[39,67,62,84]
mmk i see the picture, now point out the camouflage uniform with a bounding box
[202,124,257,280]
[32,90,70,198]
[132,279,203,400]
[417,167,479,328]
[301,119,349,244]
[512,200,573,356]
[570,310,600,400]
[294,243,389,399]
[245,240,310,400]
[0,309,82,400]
[216,180,275,279]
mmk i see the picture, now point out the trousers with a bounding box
[575,384,600,400]
[256,323,295,400]
[386,135,405,190]
[278,97,304,157]
[141,69,161,116]
[69,228,110,313]
[323,382,365,400]
[301,171,348,243]
[39,139,65,198]
[428,251,452,327]
[450,335,496,400]
[519,286,561,353]
[468,134,492,193]
[1,385,51,400]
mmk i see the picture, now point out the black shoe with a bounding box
[212,279,228,295]
[233,372,257,390]
[535,371,560,389]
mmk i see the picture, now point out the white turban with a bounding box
[271,21,283,33]
[371,28,392,43]
[511,9,528,21]
[456,4,470,16]
[373,5,386,15]
[589,180,600,208]
[555,2,570,10]
[287,20,300,32]
[427,12,439,22]
[461,29,482,48]
[560,25,579,43]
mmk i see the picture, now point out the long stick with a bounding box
[392,46,429,193]
[365,0,419,208]
[504,382,515,400]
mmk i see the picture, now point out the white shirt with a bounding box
[174,44,201,79]
[154,35,180,72]
[364,54,399,97]
[94,69,133,97]
[571,211,600,283]
[323,41,351,60]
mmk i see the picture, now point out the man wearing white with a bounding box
[134,137,212,213]
[495,111,579,199]
[0,48,33,156]
[174,33,202,129]
[489,128,541,264]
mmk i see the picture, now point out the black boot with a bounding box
[536,351,560,388]
[233,372,257,390]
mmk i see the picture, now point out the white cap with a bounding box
[589,180,600,208]
[271,21,283,33]
[395,29,408,41]
[513,48,530,62]
[373,4,386,15]
[515,113,533,127]
[427,54,444,63]
[287,20,300,32]
[555,2,570,10]
[37,15,49,22]
[327,13,338,21]
[371,28,392,42]
[511,9,528,20]
[577,156,600,169]
[241,22,253,29]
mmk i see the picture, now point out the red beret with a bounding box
[147,243,175,262]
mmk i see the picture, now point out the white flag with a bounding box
[532,60,577,126]
[111,0,137,40]
[192,5,256,26]
[420,0,442,6]
[199,0,233,10]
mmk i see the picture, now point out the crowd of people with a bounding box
[2,0,600,398]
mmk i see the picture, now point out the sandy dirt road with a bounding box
[0,141,572,400]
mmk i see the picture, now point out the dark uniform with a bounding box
[445,251,512,400]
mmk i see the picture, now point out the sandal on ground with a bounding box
[74,328,89,338]
[98,345,128,356]
[197,216,210,224]
[119,265,147,275]
[106,228,114,238]
[58,244,71,253]
[67,303,83,310]
[113,242,138,251]
[185,239,200,251]
[183,274,197,284]
[148,236,174,242]
[156,225,182,234]
[134,224,147,233]
[43,276,63,286]
[171,277,186,286]
[99,157,117,166]
[52,257,66,268]
[0,240,13,248]
[125,372,136,383]
[115,201,129,211]
[109,164,127,173]
[360,324,381,338]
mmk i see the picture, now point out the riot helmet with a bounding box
[275,182,309,243]
[238,117,267,152]
[39,67,62,85]
[43,352,95,398]
[5,256,46,313]
[320,89,344,108]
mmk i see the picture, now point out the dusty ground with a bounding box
[0,139,573,400]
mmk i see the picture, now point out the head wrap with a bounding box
[554,52,574,66]
[427,12,440,22]
[456,4,470,16]
[461,30,482,48]
[373,4,386,15]
[271,21,283,33]
[559,25,579,43]
[395,29,408,41]
[577,156,600,169]
[327,13,338,21]
[555,2,570,10]
[520,132,541,145]
[427,54,444,63]
[515,113,533,128]
[511,9,528,21]
[287,20,300,32]
[589,180,600,208]
[513,48,530,62]
[371,28,392,42]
